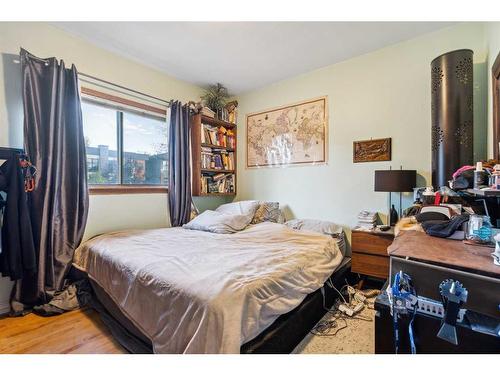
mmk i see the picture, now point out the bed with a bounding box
[73,219,349,354]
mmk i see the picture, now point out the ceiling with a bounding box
[54,22,455,94]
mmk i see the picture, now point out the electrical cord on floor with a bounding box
[311,280,379,337]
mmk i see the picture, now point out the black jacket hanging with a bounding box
[0,151,37,280]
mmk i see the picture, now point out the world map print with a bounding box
[246,97,327,168]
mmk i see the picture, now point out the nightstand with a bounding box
[351,228,394,280]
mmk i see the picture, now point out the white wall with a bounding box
[236,23,488,230]
[0,22,215,313]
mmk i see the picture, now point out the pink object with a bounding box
[434,192,441,205]
[452,165,475,180]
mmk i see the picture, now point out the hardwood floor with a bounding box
[0,307,127,354]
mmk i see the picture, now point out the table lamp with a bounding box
[374,168,416,226]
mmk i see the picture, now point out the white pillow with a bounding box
[285,219,342,235]
[285,219,346,256]
[183,210,252,234]
[216,200,260,217]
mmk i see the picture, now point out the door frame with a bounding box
[492,51,500,159]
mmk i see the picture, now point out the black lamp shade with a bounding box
[374,170,416,192]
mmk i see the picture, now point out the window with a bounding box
[122,111,168,184]
[82,102,119,184]
[82,100,169,191]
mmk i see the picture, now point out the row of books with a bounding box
[201,147,235,170]
[216,107,237,125]
[201,173,235,194]
[201,124,235,149]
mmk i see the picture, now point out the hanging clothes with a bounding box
[0,151,37,280]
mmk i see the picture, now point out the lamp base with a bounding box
[389,204,399,226]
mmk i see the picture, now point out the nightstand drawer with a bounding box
[352,231,393,256]
[352,253,389,279]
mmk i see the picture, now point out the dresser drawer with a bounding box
[352,253,389,279]
[352,231,393,256]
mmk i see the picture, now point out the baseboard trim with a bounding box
[0,301,10,316]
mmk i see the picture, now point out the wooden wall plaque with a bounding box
[353,138,391,163]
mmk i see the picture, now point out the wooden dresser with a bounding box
[351,228,394,279]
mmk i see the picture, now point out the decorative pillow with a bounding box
[285,219,346,256]
[251,201,281,224]
[276,209,286,224]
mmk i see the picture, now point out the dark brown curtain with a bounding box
[14,49,88,309]
[168,101,192,226]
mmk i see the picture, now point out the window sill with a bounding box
[89,185,168,195]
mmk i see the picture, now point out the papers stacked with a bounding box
[356,211,377,230]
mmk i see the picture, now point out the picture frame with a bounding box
[353,138,391,163]
[246,96,328,168]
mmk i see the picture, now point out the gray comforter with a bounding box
[73,222,343,353]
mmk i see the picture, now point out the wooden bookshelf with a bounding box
[201,168,235,173]
[191,113,237,196]
[200,115,236,129]
[199,192,236,197]
[201,143,235,151]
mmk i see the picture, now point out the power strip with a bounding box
[386,285,466,322]
[409,296,466,322]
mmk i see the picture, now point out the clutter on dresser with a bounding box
[421,214,469,240]
[465,214,493,246]
[473,161,487,189]
[452,159,500,198]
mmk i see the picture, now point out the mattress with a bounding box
[73,222,344,353]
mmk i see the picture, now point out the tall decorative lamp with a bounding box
[374,168,417,226]
[431,49,473,188]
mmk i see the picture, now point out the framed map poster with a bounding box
[246,96,328,168]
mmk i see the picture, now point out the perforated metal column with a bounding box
[431,49,474,188]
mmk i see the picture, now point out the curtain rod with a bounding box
[20,50,173,107]
[78,72,172,106]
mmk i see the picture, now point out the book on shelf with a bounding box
[200,148,235,170]
[201,173,235,194]
[212,173,226,182]
[216,107,236,124]
[201,123,235,149]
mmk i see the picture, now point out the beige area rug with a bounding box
[292,296,377,354]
